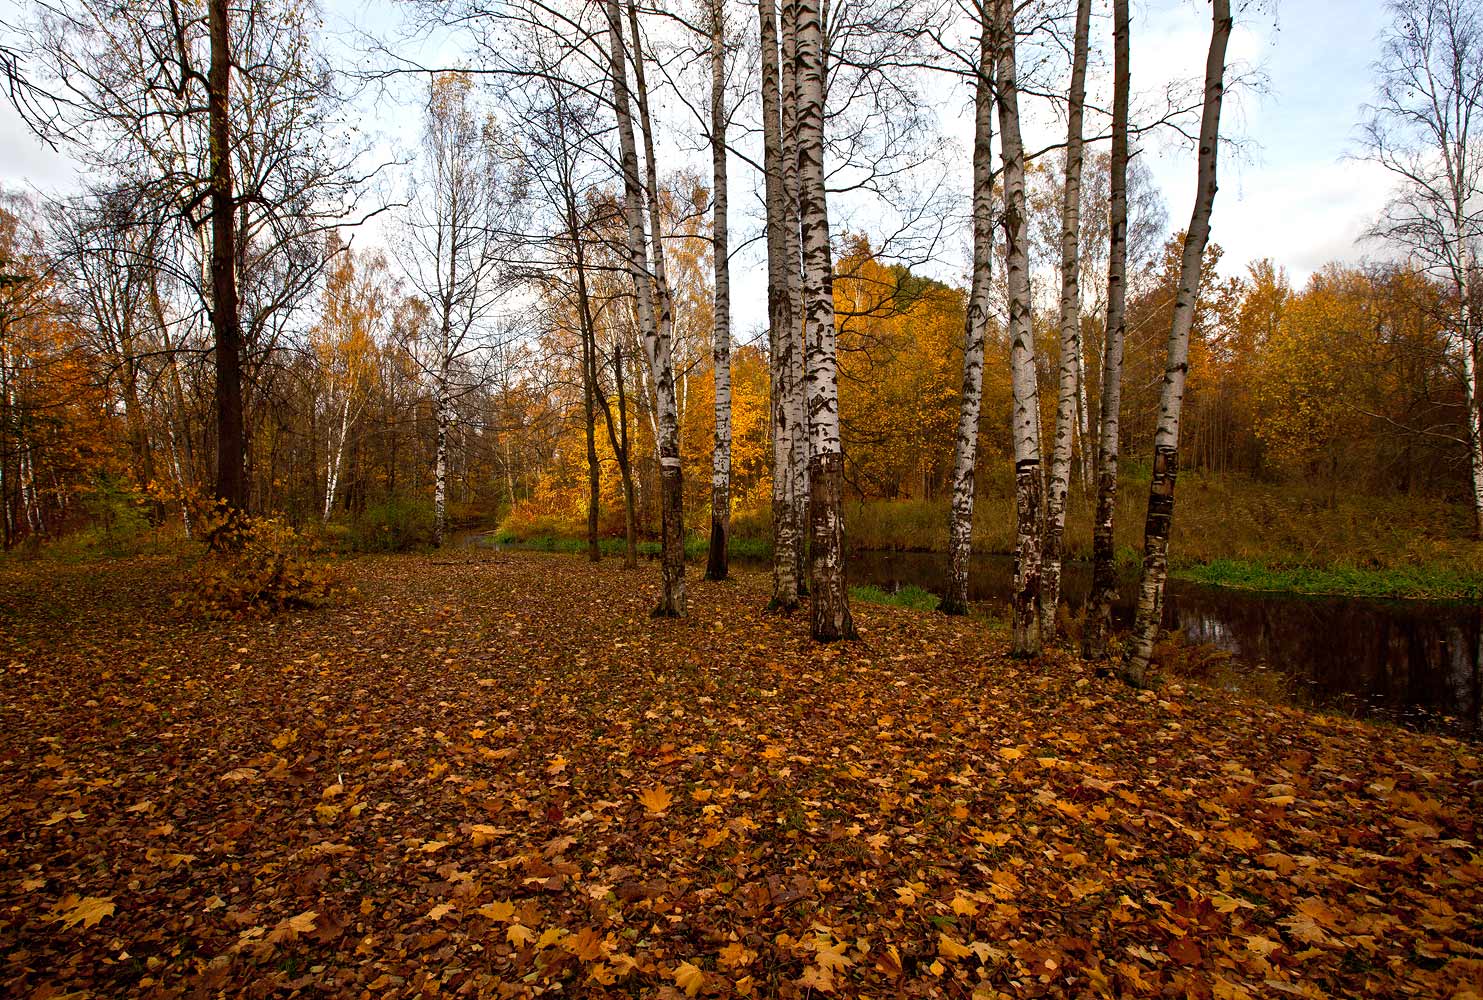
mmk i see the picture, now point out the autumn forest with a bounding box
[0,0,1480,997]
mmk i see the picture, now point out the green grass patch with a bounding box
[496,532,771,564]
[849,583,941,611]
[1174,558,1483,601]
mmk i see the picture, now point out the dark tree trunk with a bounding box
[208,0,245,514]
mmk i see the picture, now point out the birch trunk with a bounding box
[942,10,995,617]
[613,344,639,569]
[433,364,449,547]
[323,393,351,524]
[1042,0,1092,639]
[760,0,801,609]
[607,0,685,615]
[995,0,1043,656]
[1083,0,1131,661]
[796,0,855,641]
[782,0,810,597]
[629,0,686,613]
[583,298,601,563]
[1463,247,1483,538]
[705,0,733,581]
[1124,0,1232,685]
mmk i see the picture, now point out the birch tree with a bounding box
[1361,0,1483,536]
[402,73,516,547]
[1124,0,1233,686]
[995,0,1043,656]
[704,0,734,581]
[782,0,810,600]
[942,5,995,617]
[606,0,686,615]
[1041,0,1092,638]
[797,0,855,640]
[313,247,383,523]
[760,0,800,608]
[1082,0,1131,661]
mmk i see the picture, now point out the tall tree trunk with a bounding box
[995,0,1043,657]
[434,362,449,547]
[782,0,809,597]
[1083,0,1131,661]
[796,0,855,642]
[1076,332,1092,490]
[208,0,245,514]
[705,0,733,581]
[608,0,685,615]
[1042,0,1092,639]
[323,394,350,524]
[942,10,995,617]
[1124,0,1232,685]
[1463,247,1483,539]
[583,302,601,562]
[760,0,800,609]
[613,344,639,569]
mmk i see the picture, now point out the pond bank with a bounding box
[470,534,1482,738]
[481,528,1483,602]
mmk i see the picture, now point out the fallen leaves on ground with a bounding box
[0,550,1479,998]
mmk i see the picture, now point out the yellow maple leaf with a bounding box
[267,909,318,944]
[427,903,455,921]
[563,926,608,962]
[673,960,706,996]
[718,942,756,968]
[798,963,836,992]
[1220,828,1260,851]
[52,894,115,929]
[507,923,536,945]
[938,933,974,961]
[638,785,673,814]
[478,900,517,922]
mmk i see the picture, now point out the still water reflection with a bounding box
[843,550,1481,738]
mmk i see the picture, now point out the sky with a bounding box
[0,0,1403,325]
[1129,0,1398,283]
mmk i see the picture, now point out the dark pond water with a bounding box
[462,533,1480,738]
[840,550,1481,739]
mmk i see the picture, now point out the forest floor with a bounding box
[1,550,1480,999]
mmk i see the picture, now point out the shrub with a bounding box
[82,474,151,553]
[348,496,435,552]
[181,514,339,619]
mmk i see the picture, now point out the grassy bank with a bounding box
[495,469,1483,601]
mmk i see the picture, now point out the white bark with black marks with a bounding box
[995,0,1043,657]
[760,0,801,609]
[1124,0,1232,685]
[796,0,854,641]
[1083,0,1131,662]
[943,10,995,618]
[606,0,685,615]
[706,0,733,581]
[1042,0,1092,639]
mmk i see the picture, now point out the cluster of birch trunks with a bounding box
[614,0,1233,675]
